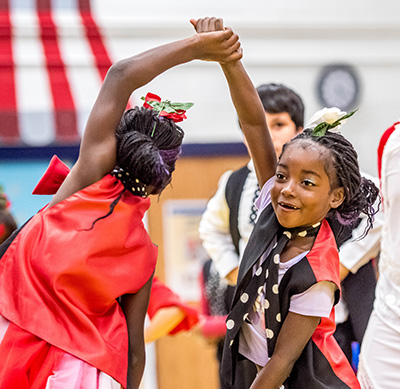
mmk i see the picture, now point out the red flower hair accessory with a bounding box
[141,92,194,124]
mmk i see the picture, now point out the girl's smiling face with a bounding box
[270,141,345,229]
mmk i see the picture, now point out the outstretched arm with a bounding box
[145,277,199,343]
[48,27,242,208]
[144,306,186,343]
[191,18,277,188]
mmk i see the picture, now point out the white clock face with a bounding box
[317,65,360,111]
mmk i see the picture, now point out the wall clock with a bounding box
[316,64,360,111]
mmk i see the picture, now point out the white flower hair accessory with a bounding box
[306,107,357,137]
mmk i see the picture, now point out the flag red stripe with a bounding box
[0,0,20,144]
[78,0,131,108]
[36,0,78,143]
[79,5,112,80]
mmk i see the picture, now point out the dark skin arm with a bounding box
[120,274,154,389]
[250,312,320,389]
[219,61,277,188]
[192,19,318,387]
[48,26,242,208]
[107,24,241,388]
[191,17,277,188]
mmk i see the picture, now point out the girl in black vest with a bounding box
[191,18,378,388]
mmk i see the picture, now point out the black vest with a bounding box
[225,165,251,255]
[222,204,351,388]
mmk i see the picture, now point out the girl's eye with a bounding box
[276,172,286,180]
[303,179,315,187]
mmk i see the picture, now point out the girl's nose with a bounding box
[281,180,296,197]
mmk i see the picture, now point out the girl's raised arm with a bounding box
[191,17,277,188]
[220,60,277,188]
[48,27,241,207]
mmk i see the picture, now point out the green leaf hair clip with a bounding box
[141,93,194,137]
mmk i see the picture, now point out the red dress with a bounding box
[0,162,157,387]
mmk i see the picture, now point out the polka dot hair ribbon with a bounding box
[111,167,148,197]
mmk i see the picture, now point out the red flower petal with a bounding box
[144,92,161,103]
[145,92,161,102]
[143,92,161,109]
[159,110,187,123]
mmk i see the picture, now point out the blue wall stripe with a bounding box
[0,142,248,161]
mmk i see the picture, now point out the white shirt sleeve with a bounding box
[289,281,336,318]
[339,173,383,273]
[198,170,240,279]
[384,131,400,264]
[255,176,275,212]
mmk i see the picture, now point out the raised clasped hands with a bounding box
[190,17,242,64]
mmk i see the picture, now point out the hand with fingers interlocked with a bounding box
[189,17,242,64]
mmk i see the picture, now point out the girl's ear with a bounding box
[330,187,345,209]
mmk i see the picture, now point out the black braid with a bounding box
[84,106,185,230]
[281,129,380,245]
[116,107,184,191]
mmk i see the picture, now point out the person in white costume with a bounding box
[335,171,383,364]
[358,121,400,388]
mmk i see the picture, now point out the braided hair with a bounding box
[116,106,184,193]
[84,106,184,230]
[281,129,380,246]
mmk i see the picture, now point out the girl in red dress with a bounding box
[0,23,241,389]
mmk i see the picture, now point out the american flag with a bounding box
[0,0,123,147]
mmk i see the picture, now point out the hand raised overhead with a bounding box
[190,17,242,64]
[190,17,224,33]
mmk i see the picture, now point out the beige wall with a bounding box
[147,155,249,388]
